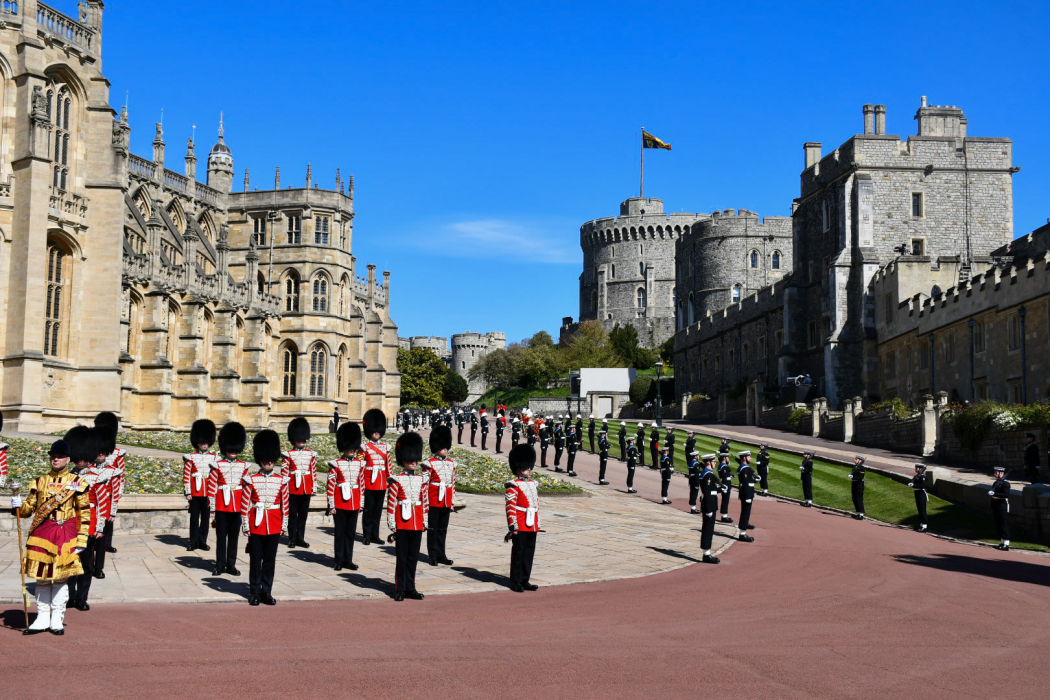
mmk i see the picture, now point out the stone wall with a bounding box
[759,403,806,431]
[852,409,922,454]
[938,424,1034,468]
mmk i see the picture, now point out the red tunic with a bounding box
[78,465,113,537]
[326,455,366,511]
[422,456,456,509]
[240,471,289,536]
[363,441,391,491]
[0,442,8,484]
[208,457,250,513]
[101,448,126,518]
[183,451,216,497]
[505,477,540,532]
[386,473,429,532]
[282,448,319,495]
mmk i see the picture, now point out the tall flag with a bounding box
[642,130,672,150]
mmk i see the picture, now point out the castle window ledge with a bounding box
[210,371,241,379]
[240,376,270,385]
[175,366,210,376]
[133,390,174,397]
[41,358,75,370]
[172,394,209,401]
[209,398,241,405]
[140,361,174,369]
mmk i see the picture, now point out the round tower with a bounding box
[451,331,501,402]
[206,115,234,195]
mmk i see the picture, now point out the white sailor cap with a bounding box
[557,414,563,419]
[854,455,865,462]
[993,465,1006,472]
[914,463,926,470]
[512,417,520,423]
[627,437,634,442]
[738,450,751,457]
[661,445,670,451]
[759,442,768,448]
[576,414,582,419]
[720,436,730,441]
[701,452,716,460]
[717,451,729,458]
[599,429,607,434]
[637,422,644,427]
[651,422,658,428]
[589,414,594,418]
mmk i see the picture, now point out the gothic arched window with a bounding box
[315,216,330,245]
[732,284,742,303]
[312,276,328,312]
[51,87,72,190]
[45,242,67,356]
[749,250,759,269]
[309,347,327,396]
[636,287,647,308]
[282,346,298,396]
[285,273,300,312]
[639,262,645,276]
[771,251,782,270]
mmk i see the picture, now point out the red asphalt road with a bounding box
[3,434,1049,698]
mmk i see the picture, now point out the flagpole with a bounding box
[639,127,644,198]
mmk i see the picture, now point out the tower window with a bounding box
[312,277,328,312]
[287,214,301,244]
[636,287,647,308]
[822,200,830,232]
[252,217,267,246]
[731,284,742,303]
[282,347,297,396]
[771,251,781,270]
[749,250,759,269]
[912,192,924,218]
[911,238,925,256]
[639,262,645,276]
[52,88,72,191]
[285,276,300,312]
[309,347,327,396]
[611,264,616,279]
[45,243,66,357]
[315,216,330,245]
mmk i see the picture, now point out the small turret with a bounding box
[207,113,234,194]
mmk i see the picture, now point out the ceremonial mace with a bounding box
[8,480,30,630]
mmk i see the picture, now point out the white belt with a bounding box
[339,482,354,501]
[437,481,447,503]
[400,500,421,520]
[511,504,537,528]
[219,484,236,507]
[293,469,304,489]
[253,502,279,527]
[192,472,205,492]
[366,465,383,484]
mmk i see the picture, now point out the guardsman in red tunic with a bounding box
[183,419,217,552]
[423,425,456,567]
[361,409,390,546]
[326,421,365,571]
[68,426,111,612]
[241,430,288,606]
[505,444,541,592]
[0,413,8,487]
[208,422,249,576]
[94,412,125,556]
[386,432,428,601]
[282,417,318,549]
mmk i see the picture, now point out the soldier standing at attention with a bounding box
[719,436,732,454]
[847,455,866,520]
[209,422,249,576]
[735,451,757,542]
[470,409,479,448]
[598,429,610,485]
[480,406,490,451]
[756,442,771,494]
[618,422,628,463]
[423,425,456,567]
[659,445,673,504]
[326,422,365,571]
[636,422,646,467]
[566,425,579,477]
[1023,432,1042,483]
[68,426,111,613]
[495,410,505,453]
[683,432,696,469]
[989,465,1011,551]
[664,427,676,463]
[283,417,318,548]
[649,422,660,468]
[455,408,465,444]
[241,430,288,606]
[575,415,584,447]
[553,419,565,471]
[800,450,815,507]
[526,417,537,447]
[687,449,702,514]
[625,437,638,493]
[717,452,734,524]
[94,411,125,556]
[361,409,391,546]
[699,453,721,564]
[386,432,428,601]
[539,418,550,469]
[505,444,541,592]
[511,417,521,447]
[587,415,596,453]
[908,463,929,532]
[183,419,217,552]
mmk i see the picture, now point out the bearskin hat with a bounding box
[288,416,311,444]
[190,419,217,449]
[429,424,452,453]
[93,411,118,456]
[395,431,423,466]
[363,408,387,438]
[252,429,282,466]
[93,411,119,434]
[336,421,362,454]
[64,425,102,465]
[219,422,247,455]
[508,444,536,475]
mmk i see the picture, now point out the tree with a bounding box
[526,330,556,349]
[516,344,562,389]
[629,377,655,405]
[659,336,675,367]
[468,348,516,392]
[609,323,640,366]
[397,347,448,407]
[563,321,619,370]
[443,372,468,404]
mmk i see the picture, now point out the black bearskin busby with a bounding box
[288,416,311,444]
[363,408,387,439]
[508,444,536,475]
[93,411,119,456]
[253,429,282,466]
[64,425,102,466]
[336,421,362,454]
[219,422,247,456]
[190,419,217,449]
[395,431,423,467]
[429,424,452,453]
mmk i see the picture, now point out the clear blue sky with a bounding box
[100,0,1050,345]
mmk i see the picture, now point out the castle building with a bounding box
[0,2,399,432]
[451,331,505,401]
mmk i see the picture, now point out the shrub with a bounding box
[788,408,811,428]
[868,397,915,420]
[945,401,1050,454]
[629,377,654,406]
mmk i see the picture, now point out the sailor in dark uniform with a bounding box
[575,415,584,446]
[511,417,521,447]
[847,454,866,520]
[625,437,638,493]
[539,419,550,469]
[719,436,731,454]
[480,408,490,451]
[553,420,565,471]
[617,422,627,462]
[470,410,478,447]
[699,453,721,564]
[659,445,674,504]
[597,429,610,485]
[908,463,929,532]
[687,449,702,514]
[1023,432,1042,483]
[648,423,660,468]
[455,409,464,444]
[495,412,505,453]
[587,415,596,453]
[800,450,814,507]
[565,426,579,477]
[636,423,646,467]
[756,442,771,494]
[683,431,696,468]
[664,427,676,463]
[735,451,757,541]
[717,452,734,523]
[989,465,1011,550]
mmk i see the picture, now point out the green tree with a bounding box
[397,347,448,407]
[609,323,640,366]
[526,330,556,349]
[563,321,619,370]
[442,372,468,404]
[659,336,675,367]
[516,344,562,389]
[468,348,516,392]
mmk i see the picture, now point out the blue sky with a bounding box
[100,0,1050,344]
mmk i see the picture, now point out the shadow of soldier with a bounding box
[893,552,1050,587]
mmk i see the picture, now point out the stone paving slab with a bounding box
[0,487,736,604]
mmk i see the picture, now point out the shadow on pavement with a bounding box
[200,576,250,598]
[646,546,701,563]
[1,608,32,631]
[288,550,330,566]
[338,572,393,596]
[154,533,191,548]
[450,566,510,588]
[174,555,215,572]
[893,553,1050,586]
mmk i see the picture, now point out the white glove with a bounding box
[72,547,84,555]
[908,482,913,487]
[800,466,805,471]
[847,474,852,479]
[988,490,995,496]
[10,496,22,508]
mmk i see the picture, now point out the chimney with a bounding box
[874,104,886,135]
[921,95,927,108]
[804,142,822,169]
[863,104,875,134]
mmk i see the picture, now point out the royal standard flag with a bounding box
[642,130,672,150]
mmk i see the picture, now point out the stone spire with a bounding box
[275,165,281,190]
[185,132,197,181]
[152,122,165,166]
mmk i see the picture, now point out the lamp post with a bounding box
[654,360,664,428]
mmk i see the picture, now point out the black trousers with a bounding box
[661,472,672,499]
[248,532,279,597]
[471,427,477,446]
[512,434,520,447]
[992,501,1010,540]
[668,445,675,462]
[567,452,576,473]
[689,479,699,507]
[626,464,636,489]
[757,466,769,491]
[333,509,359,563]
[700,513,716,551]
[851,481,865,514]
[495,433,503,453]
[70,535,101,604]
[541,445,548,467]
[588,434,595,452]
[914,490,928,526]
[427,506,451,560]
[215,510,241,570]
[619,441,626,461]
[599,455,608,481]
[394,529,423,594]
[457,426,463,443]
[638,444,645,466]
[1025,464,1042,483]
[288,494,311,543]
[481,432,488,450]
[189,496,210,546]
[739,499,753,529]
[554,446,563,466]
[362,490,385,543]
[650,445,658,467]
[94,520,114,573]
[720,485,732,516]
[509,531,537,585]
[801,472,813,501]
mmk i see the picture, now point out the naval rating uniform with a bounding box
[908,464,929,532]
[735,454,757,541]
[717,455,734,523]
[699,457,720,563]
[847,456,866,519]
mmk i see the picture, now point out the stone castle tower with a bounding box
[451,331,506,401]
